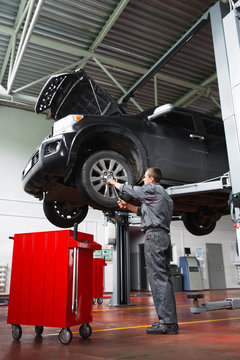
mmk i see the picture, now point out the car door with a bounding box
[196,114,229,178]
[144,110,208,184]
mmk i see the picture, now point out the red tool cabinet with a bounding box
[7,230,101,344]
[92,258,107,305]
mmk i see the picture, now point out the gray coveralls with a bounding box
[120,182,177,325]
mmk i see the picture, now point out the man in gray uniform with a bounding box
[107,167,178,335]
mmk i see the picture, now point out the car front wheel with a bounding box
[183,212,217,236]
[77,150,134,208]
[43,200,88,228]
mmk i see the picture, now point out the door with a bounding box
[144,110,206,183]
[198,114,229,178]
[206,243,226,289]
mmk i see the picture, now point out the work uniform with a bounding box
[120,182,177,325]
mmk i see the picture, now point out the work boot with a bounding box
[152,321,179,330]
[146,323,178,335]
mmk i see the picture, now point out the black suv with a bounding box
[22,70,230,235]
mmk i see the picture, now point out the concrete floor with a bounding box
[1,289,240,360]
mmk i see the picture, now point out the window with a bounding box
[201,116,225,137]
[162,112,195,131]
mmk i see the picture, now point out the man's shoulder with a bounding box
[156,184,172,201]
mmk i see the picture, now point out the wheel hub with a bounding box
[90,158,128,198]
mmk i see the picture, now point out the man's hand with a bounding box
[117,199,127,209]
[107,178,116,186]
[117,198,138,215]
[107,178,121,190]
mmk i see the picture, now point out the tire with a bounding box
[183,212,216,236]
[79,323,92,339]
[12,324,22,341]
[43,200,88,228]
[77,150,134,208]
[97,298,103,305]
[35,326,44,335]
[59,328,72,345]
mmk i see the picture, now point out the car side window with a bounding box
[200,116,225,137]
[161,112,195,131]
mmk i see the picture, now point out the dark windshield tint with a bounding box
[162,111,195,131]
[201,116,225,136]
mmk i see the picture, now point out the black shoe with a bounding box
[146,323,178,335]
[152,321,179,330]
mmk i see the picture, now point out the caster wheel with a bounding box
[12,324,22,341]
[93,298,96,305]
[35,326,44,335]
[59,328,73,344]
[79,323,92,339]
[97,298,103,305]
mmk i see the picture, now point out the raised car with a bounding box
[22,70,229,235]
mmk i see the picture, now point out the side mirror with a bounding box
[148,103,174,121]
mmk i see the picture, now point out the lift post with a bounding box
[210,2,240,243]
[108,212,132,306]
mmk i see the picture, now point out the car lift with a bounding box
[108,212,132,306]
[187,293,240,314]
[166,173,231,198]
[107,1,240,307]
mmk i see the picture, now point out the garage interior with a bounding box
[1,0,240,359]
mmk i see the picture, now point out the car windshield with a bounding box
[35,70,124,120]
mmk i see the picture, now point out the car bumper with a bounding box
[22,134,73,198]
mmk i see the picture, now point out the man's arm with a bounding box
[107,178,140,215]
[107,177,146,201]
[117,199,138,215]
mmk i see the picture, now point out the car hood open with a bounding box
[35,69,124,120]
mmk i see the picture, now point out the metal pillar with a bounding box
[210,2,240,194]
[108,213,131,306]
[210,2,240,249]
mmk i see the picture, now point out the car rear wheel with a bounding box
[43,200,88,228]
[77,150,134,208]
[183,212,216,236]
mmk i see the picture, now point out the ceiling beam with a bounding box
[12,60,82,94]
[0,84,37,105]
[7,0,44,94]
[0,24,15,36]
[89,0,129,52]
[10,30,209,96]
[0,0,29,83]
[93,57,143,111]
[174,73,217,107]
[10,0,35,80]
[0,23,210,94]
[79,0,129,70]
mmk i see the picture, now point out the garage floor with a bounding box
[1,289,240,360]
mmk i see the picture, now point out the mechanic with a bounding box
[107,167,178,335]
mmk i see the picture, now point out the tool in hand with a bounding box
[107,175,120,200]
[112,184,120,200]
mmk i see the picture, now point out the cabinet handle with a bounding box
[75,248,79,315]
[72,248,76,313]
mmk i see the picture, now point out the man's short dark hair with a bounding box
[147,167,162,183]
